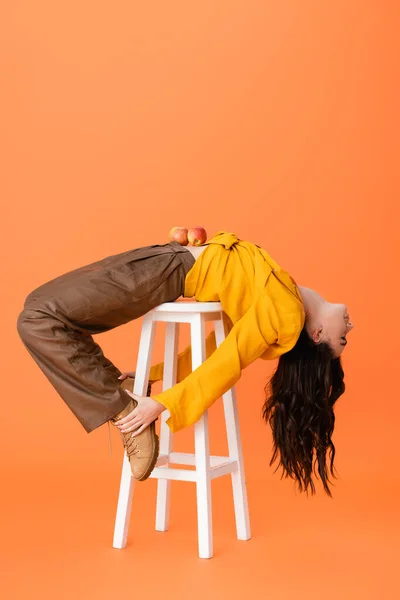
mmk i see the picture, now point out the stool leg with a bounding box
[214,318,251,541]
[112,454,135,548]
[191,314,213,559]
[155,322,179,532]
[113,313,157,548]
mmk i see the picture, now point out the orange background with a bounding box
[1,2,398,599]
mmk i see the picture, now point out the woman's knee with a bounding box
[17,308,33,342]
[16,305,47,343]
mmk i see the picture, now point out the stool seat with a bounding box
[154,300,222,313]
[112,299,251,559]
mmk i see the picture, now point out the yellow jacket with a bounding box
[149,231,305,432]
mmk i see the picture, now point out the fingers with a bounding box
[131,423,146,435]
[116,411,140,429]
[120,414,141,429]
[119,417,146,435]
[118,370,136,380]
[115,405,139,425]
[123,422,147,436]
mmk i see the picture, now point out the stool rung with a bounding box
[149,459,238,482]
[209,461,238,479]
[156,452,233,468]
[149,452,238,482]
[149,467,197,482]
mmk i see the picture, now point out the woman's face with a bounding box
[323,303,355,358]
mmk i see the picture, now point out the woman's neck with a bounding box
[298,286,326,318]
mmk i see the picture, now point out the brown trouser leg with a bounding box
[16,242,195,433]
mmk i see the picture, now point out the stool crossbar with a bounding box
[112,301,251,558]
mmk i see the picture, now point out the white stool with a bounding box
[112,301,251,559]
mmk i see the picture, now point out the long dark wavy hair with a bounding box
[262,325,345,497]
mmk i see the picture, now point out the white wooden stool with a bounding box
[112,300,251,559]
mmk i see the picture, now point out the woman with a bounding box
[17,230,354,495]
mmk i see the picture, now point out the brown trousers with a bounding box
[17,242,196,433]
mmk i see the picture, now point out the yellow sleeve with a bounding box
[150,297,274,432]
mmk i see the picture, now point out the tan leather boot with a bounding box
[110,377,159,481]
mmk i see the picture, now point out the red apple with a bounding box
[188,226,207,246]
[169,226,189,245]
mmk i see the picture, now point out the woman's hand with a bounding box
[118,371,136,381]
[114,388,166,436]
[118,371,157,385]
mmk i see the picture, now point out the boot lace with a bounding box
[107,420,140,458]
